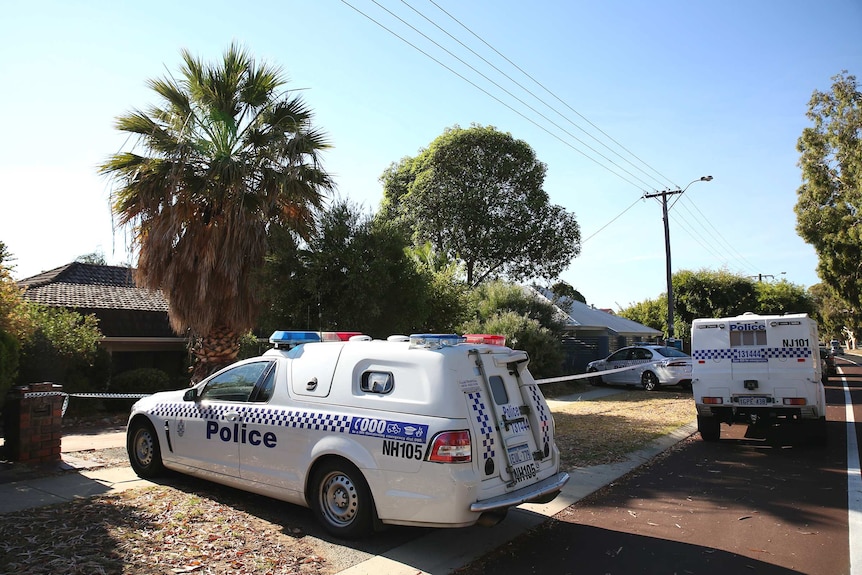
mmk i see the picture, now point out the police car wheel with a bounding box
[588,368,603,386]
[312,460,375,538]
[127,419,164,478]
[641,371,659,391]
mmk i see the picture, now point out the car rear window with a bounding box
[656,347,689,358]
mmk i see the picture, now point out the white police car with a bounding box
[126,331,569,538]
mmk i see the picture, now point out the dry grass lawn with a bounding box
[549,388,697,469]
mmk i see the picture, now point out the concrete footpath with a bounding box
[0,388,697,574]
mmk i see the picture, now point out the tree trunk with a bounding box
[189,325,241,384]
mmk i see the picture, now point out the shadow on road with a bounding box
[453,521,806,574]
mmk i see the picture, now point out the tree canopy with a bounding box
[795,71,862,332]
[379,125,581,286]
[101,44,334,381]
[620,269,814,338]
[257,200,469,338]
[458,281,567,377]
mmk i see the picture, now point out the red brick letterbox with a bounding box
[3,383,64,463]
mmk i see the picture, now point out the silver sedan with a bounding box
[586,345,692,391]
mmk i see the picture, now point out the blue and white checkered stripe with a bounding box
[693,348,812,360]
[150,402,353,433]
[527,385,551,448]
[468,391,495,461]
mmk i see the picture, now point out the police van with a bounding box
[126,331,569,538]
[691,313,827,442]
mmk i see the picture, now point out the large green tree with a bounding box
[102,44,334,382]
[380,125,581,286]
[808,282,852,341]
[258,200,469,338]
[795,71,862,332]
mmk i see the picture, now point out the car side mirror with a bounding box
[183,388,198,402]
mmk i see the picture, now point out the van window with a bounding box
[730,330,767,347]
[489,375,509,405]
[360,371,394,394]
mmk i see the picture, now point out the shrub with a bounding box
[0,329,19,401]
[110,368,173,394]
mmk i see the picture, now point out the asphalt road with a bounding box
[454,356,862,575]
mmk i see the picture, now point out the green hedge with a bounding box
[0,329,19,402]
[110,368,173,394]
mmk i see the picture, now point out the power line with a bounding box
[676,195,760,272]
[340,0,653,191]
[340,1,756,270]
[402,0,672,191]
[425,0,679,190]
[582,197,643,243]
[362,0,661,191]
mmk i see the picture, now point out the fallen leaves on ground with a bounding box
[0,486,331,575]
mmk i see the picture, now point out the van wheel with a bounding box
[588,368,603,386]
[641,371,659,391]
[311,460,376,538]
[127,419,164,478]
[697,415,721,442]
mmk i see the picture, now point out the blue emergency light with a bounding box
[269,331,321,349]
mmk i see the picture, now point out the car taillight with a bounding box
[702,397,723,404]
[665,360,689,367]
[428,431,471,463]
[783,398,807,405]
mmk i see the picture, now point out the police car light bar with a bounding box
[321,331,364,342]
[409,334,465,349]
[269,331,321,349]
[463,334,507,346]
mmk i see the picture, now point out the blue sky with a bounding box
[2,1,860,310]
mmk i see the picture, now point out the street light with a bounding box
[643,175,713,342]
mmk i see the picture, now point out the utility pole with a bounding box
[643,188,683,340]
[643,176,713,342]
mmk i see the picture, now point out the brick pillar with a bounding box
[3,383,64,463]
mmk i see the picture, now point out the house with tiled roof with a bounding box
[531,286,663,373]
[18,262,187,376]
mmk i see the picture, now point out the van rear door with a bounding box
[469,348,553,488]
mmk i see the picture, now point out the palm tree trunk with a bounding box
[190,325,241,384]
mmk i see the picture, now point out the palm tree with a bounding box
[101,44,334,382]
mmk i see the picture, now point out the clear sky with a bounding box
[2,0,860,310]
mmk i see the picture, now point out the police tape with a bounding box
[20,391,151,417]
[19,361,663,415]
[534,361,669,385]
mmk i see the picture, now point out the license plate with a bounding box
[507,443,532,466]
[737,396,768,406]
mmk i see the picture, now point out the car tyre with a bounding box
[311,459,376,538]
[127,418,164,478]
[588,367,603,386]
[697,415,721,442]
[641,371,659,391]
